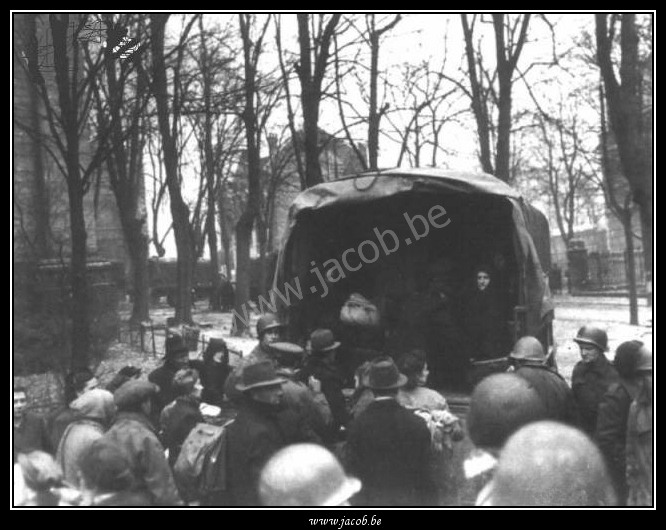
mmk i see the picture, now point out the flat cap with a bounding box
[113,380,158,409]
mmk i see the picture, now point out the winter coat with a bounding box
[148,365,180,419]
[14,412,51,461]
[397,386,450,412]
[460,288,505,361]
[346,398,436,506]
[103,411,183,506]
[515,365,579,426]
[278,367,332,442]
[199,360,230,408]
[596,378,641,505]
[46,407,82,455]
[303,357,350,431]
[572,354,619,436]
[626,375,653,507]
[224,401,291,506]
[56,419,105,487]
[159,395,204,466]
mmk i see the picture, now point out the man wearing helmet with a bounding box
[224,313,286,404]
[596,341,653,505]
[508,336,578,426]
[258,444,361,506]
[570,325,619,436]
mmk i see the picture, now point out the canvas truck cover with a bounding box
[276,168,553,338]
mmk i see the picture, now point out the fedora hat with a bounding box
[236,361,286,392]
[310,329,341,354]
[366,357,407,390]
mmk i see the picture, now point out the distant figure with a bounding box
[13,387,50,461]
[486,421,617,506]
[460,265,506,361]
[160,368,205,467]
[258,444,361,506]
[148,335,192,421]
[465,373,548,506]
[571,325,619,436]
[508,337,578,425]
[104,380,183,506]
[56,389,117,488]
[219,274,235,312]
[596,341,653,505]
[346,357,435,506]
[79,438,152,507]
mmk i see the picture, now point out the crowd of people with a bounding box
[13,310,652,508]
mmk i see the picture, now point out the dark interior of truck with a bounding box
[284,191,521,391]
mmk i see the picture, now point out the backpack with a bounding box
[173,420,234,503]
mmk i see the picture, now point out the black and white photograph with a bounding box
[11,11,654,511]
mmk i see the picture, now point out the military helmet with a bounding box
[489,421,617,506]
[509,336,547,364]
[467,373,547,451]
[258,444,362,506]
[256,313,285,338]
[613,340,645,377]
[635,345,653,372]
[573,325,608,352]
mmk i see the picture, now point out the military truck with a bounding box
[274,168,554,399]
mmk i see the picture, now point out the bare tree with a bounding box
[150,13,200,324]
[296,14,342,187]
[15,14,119,369]
[595,13,652,301]
[89,14,152,323]
[233,14,271,334]
[459,14,530,181]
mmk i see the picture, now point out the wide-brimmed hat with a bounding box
[366,357,407,390]
[269,342,305,362]
[236,361,286,392]
[165,335,189,358]
[310,329,341,354]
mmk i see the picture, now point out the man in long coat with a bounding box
[346,357,435,506]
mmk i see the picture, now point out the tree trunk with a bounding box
[368,33,380,170]
[233,212,253,334]
[66,176,90,370]
[622,211,639,325]
[495,72,512,182]
[151,15,194,324]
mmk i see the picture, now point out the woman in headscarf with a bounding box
[55,388,116,488]
[460,265,506,361]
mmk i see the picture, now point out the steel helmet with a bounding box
[509,336,547,364]
[613,340,645,377]
[573,325,608,352]
[256,313,285,338]
[635,345,653,372]
[489,421,617,506]
[467,373,547,451]
[258,444,362,506]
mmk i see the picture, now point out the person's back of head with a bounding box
[79,438,136,493]
[489,421,617,506]
[258,443,361,506]
[171,368,200,398]
[397,349,427,390]
[16,451,65,506]
[467,373,547,452]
